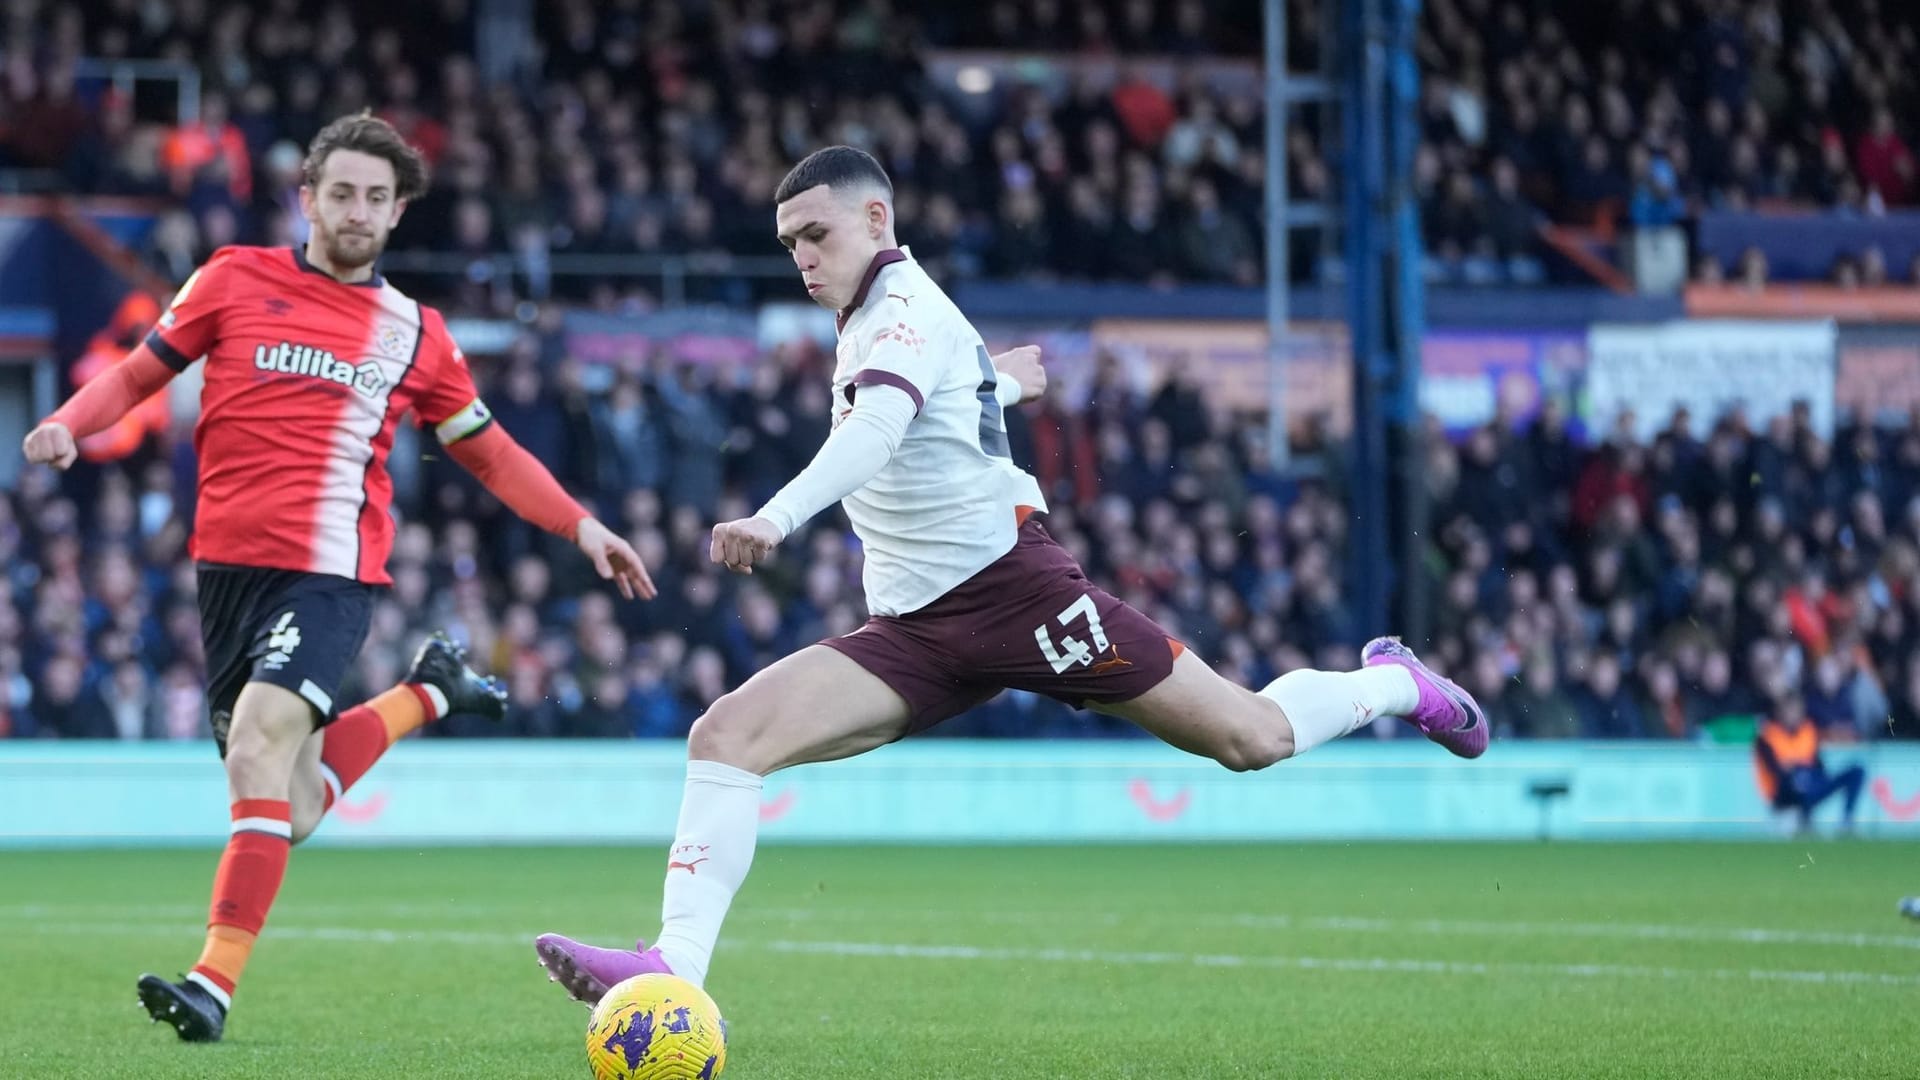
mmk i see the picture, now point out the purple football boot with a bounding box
[1361,636,1490,759]
[533,934,674,1005]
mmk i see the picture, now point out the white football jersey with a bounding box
[831,248,1047,616]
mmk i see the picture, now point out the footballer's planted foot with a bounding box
[534,933,675,1005]
[137,973,226,1042]
[1361,636,1490,759]
[405,631,507,722]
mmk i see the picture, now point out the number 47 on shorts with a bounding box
[1034,594,1110,673]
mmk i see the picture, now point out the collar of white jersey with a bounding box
[836,246,912,331]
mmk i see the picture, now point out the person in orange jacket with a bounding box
[1753,691,1866,833]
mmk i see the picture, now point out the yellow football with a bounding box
[585,973,727,1080]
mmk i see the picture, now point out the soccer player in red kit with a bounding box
[21,113,655,1042]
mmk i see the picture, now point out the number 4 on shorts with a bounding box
[1034,594,1110,674]
[267,611,302,655]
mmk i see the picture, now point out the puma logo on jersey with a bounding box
[255,340,387,397]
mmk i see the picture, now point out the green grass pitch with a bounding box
[1,841,1915,1078]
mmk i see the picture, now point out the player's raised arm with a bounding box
[441,423,654,600]
[711,380,918,574]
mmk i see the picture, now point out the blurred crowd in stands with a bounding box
[4,0,1919,294]
[1414,0,1920,285]
[1423,400,1920,744]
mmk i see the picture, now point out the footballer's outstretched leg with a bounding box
[1098,635,1487,778]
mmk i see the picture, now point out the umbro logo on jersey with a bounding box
[255,340,387,397]
[264,298,294,315]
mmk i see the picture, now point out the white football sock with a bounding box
[653,759,763,988]
[1259,666,1418,756]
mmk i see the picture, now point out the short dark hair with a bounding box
[303,111,430,202]
[774,145,893,205]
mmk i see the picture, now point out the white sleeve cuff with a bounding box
[994,372,1024,409]
[756,384,917,539]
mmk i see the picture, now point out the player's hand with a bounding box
[22,421,78,470]
[575,517,656,600]
[710,516,782,574]
[993,345,1047,404]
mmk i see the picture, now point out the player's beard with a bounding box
[321,222,385,271]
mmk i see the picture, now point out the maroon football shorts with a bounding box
[821,518,1181,734]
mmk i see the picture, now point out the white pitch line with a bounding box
[751,906,1920,952]
[758,939,1920,989]
[12,921,1916,991]
[1224,913,1920,952]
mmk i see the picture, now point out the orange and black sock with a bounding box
[318,684,444,810]
[187,798,291,1010]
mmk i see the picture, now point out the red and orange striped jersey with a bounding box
[146,245,493,585]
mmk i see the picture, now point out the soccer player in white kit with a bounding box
[533,146,1488,1001]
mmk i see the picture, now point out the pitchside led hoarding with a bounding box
[2,741,1914,846]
